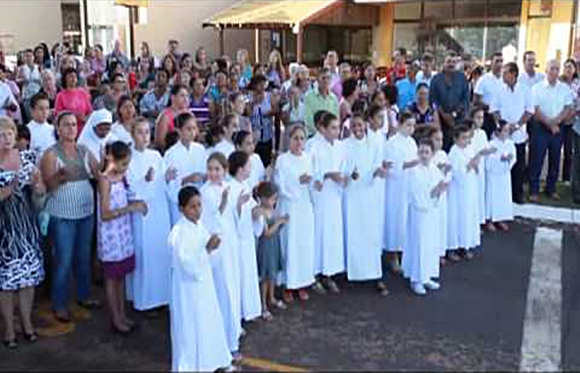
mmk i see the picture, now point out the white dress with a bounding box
[367,128,387,252]
[168,217,231,373]
[402,163,442,284]
[469,128,489,224]
[383,133,418,253]
[229,178,262,322]
[248,153,266,189]
[126,148,172,310]
[305,132,323,153]
[109,122,134,147]
[447,145,481,251]
[164,141,207,226]
[274,152,316,289]
[342,136,382,281]
[432,150,451,257]
[200,181,242,353]
[485,137,516,222]
[209,140,236,159]
[309,137,346,277]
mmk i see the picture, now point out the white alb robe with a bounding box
[469,128,489,224]
[402,163,442,284]
[274,152,316,289]
[109,122,134,147]
[485,137,516,222]
[383,133,418,252]
[229,178,262,322]
[200,181,242,353]
[164,141,207,226]
[367,128,387,252]
[432,150,451,257]
[447,145,481,250]
[210,140,236,159]
[126,148,172,310]
[168,217,231,373]
[309,137,346,277]
[342,136,382,281]
[248,153,266,189]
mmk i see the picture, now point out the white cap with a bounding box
[88,109,113,127]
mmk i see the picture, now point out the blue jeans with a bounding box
[528,121,563,195]
[49,215,95,312]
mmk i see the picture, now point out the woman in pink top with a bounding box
[55,68,93,134]
[154,83,190,151]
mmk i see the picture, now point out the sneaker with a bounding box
[325,278,340,294]
[312,281,327,295]
[424,280,440,291]
[411,282,426,296]
[298,289,310,301]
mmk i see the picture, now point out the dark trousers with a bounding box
[483,112,497,140]
[562,125,573,182]
[512,142,527,202]
[528,121,563,195]
[255,140,273,168]
[572,131,580,203]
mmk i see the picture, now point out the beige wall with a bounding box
[0,0,62,54]
[134,0,254,61]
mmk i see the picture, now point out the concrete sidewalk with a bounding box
[514,203,580,224]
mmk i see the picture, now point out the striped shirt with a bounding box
[190,95,211,129]
[250,92,274,143]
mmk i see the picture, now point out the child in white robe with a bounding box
[126,118,172,311]
[403,138,448,296]
[305,110,329,153]
[274,125,316,303]
[342,114,384,288]
[383,112,419,273]
[168,186,232,373]
[227,150,262,323]
[485,120,516,231]
[200,153,243,361]
[234,130,266,189]
[309,112,346,294]
[164,113,207,226]
[429,127,452,264]
[209,114,239,159]
[447,124,482,260]
[469,107,497,227]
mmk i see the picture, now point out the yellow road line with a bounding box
[241,357,310,372]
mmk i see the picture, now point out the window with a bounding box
[300,26,372,65]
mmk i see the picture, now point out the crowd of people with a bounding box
[0,37,579,371]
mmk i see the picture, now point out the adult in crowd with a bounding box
[429,51,470,151]
[518,51,545,89]
[396,60,420,111]
[529,59,573,202]
[193,47,212,80]
[331,62,352,99]
[474,52,504,138]
[17,49,42,122]
[490,62,534,204]
[39,70,58,111]
[339,78,360,132]
[40,111,102,323]
[359,62,379,103]
[304,68,339,138]
[385,47,408,86]
[107,40,130,71]
[249,74,277,166]
[236,49,253,86]
[0,65,19,118]
[54,68,93,133]
[408,82,440,132]
[155,84,190,151]
[110,95,137,146]
[560,58,578,185]
[324,50,340,88]
[78,109,113,164]
[139,68,170,124]
[190,77,212,132]
[266,50,285,88]
[167,39,183,65]
[416,52,435,87]
[0,117,45,349]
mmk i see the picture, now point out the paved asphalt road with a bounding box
[0,219,578,371]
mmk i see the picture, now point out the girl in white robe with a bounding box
[274,125,316,302]
[402,139,447,296]
[429,127,452,262]
[164,113,207,226]
[342,115,383,284]
[383,113,419,272]
[200,153,242,360]
[126,119,172,311]
[309,112,346,293]
[208,114,239,159]
[447,125,481,260]
[227,150,262,322]
[234,130,266,189]
[168,186,232,373]
[485,121,516,231]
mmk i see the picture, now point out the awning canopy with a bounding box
[203,0,340,30]
[115,0,149,7]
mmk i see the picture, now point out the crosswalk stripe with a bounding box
[520,227,562,372]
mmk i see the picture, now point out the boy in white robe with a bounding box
[342,114,384,289]
[485,120,516,231]
[402,138,448,295]
[383,112,419,273]
[164,113,207,226]
[168,186,232,373]
[447,124,482,260]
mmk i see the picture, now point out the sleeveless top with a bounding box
[160,108,176,133]
[45,144,95,220]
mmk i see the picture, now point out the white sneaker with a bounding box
[424,280,440,291]
[411,282,426,295]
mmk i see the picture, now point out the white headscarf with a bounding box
[78,109,113,163]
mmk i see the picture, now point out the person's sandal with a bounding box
[271,299,287,310]
[23,332,39,343]
[77,299,102,310]
[53,311,72,324]
[298,289,310,301]
[261,310,274,321]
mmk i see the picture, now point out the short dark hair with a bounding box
[248,74,267,91]
[106,140,131,161]
[233,130,252,148]
[504,62,519,78]
[416,82,429,92]
[17,124,31,142]
[31,92,49,109]
[421,52,435,63]
[228,150,250,177]
[61,68,78,89]
[253,181,278,200]
[207,151,228,170]
[178,186,200,208]
[319,112,338,129]
[454,124,472,139]
[342,78,359,99]
[399,111,414,125]
[382,85,398,105]
[314,110,330,125]
[418,137,435,152]
[367,104,383,120]
[523,51,536,62]
[491,52,503,60]
[445,50,458,59]
[175,112,196,130]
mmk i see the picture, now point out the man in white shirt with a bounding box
[529,59,573,201]
[474,52,504,138]
[490,62,534,204]
[518,51,545,89]
[26,92,56,158]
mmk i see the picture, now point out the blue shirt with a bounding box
[396,78,417,111]
[139,89,170,118]
[428,71,470,119]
